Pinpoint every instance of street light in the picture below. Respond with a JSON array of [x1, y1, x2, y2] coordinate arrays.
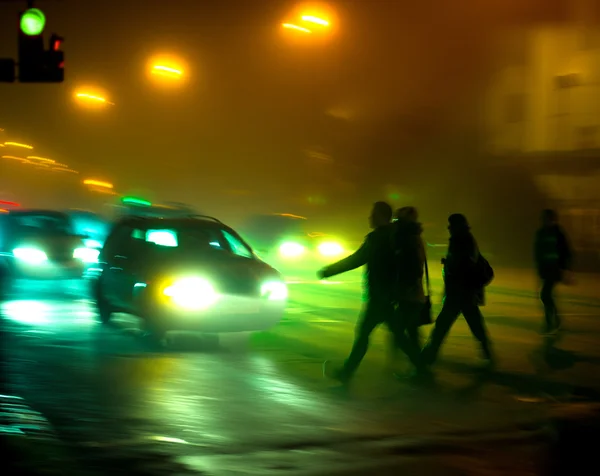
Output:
[[282, 3, 337, 38], [27, 156, 55, 164], [75, 92, 114, 106], [147, 55, 187, 85], [4, 142, 33, 149], [301, 15, 329, 26], [282, 23, 312, 34], [83, 179, 113, 189], [151, 65, 183, 78]]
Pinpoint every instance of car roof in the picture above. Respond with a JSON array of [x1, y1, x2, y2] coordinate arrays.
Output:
[[117, 215, 228, 229]]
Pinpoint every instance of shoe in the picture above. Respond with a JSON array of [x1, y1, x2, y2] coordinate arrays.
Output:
[[331, 367, 351, 384], [323, 360, 351, 384]]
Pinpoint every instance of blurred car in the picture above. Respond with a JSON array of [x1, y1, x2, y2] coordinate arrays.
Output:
[[0, 209, 100, 284], [91, 215, 287, 342], [65, 209, 110, 250], [239, 213, 349, 276]]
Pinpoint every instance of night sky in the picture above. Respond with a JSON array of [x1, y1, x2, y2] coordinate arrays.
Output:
[[0, 0, 567, 217]]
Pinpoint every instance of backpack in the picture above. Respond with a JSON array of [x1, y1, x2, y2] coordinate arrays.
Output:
[[472, 253, 494, 288]]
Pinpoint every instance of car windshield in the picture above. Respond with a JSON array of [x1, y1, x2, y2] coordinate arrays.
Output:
[[10, 212, 73, 235], [140, 222, 253, 258]]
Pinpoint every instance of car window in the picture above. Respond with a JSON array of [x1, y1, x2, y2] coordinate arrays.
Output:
[[136, 225, 226, 252], [146, 229, 178, 247], [10, 213, 72, 235], [221, 230, 253, 258]]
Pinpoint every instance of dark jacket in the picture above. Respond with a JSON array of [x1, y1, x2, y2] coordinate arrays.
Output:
[[443, 229, 482, 300], [321, 224, 396, 302], [393, 219, 426, 302], [534, 225, 572, 281]]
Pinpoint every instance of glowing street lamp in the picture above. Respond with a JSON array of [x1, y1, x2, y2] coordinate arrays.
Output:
[[301, 15, 329, 26], [83, 179, 114, 189], [4, 142, 33, 149], [75, 92, 114, 106], [151, 64, 183, 79], [282, 23, 312, 34], [27, 156, 55, 164]]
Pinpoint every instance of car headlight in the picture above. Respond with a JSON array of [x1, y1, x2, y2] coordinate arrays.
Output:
[[163, 277, 218, 310], [83, 239, 103, 249], [317, 241, 344, 257], [261, 281, 288, 300], [279, 241, 305, 258], [73, 247, 100, 263], [13, 247, 48, 264]]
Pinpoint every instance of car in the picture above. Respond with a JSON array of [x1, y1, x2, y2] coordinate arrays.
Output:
[[91, 215, 288, 342], [239, 213, 348, 276], [65, 209, 110, 249], [0, 209, 99, 286]]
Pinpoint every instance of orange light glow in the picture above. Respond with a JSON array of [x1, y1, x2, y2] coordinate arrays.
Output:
[[4, 142, 33, 149], [2, 155, 27, 161], [83, 179, 113, 189], [0, 209, 8, 213], [75, 92, 114, 106], [282, 23, 312, 33], [301, 15, 329, 26], [27, 156, 55, 163], [152, 65, 183, 77]]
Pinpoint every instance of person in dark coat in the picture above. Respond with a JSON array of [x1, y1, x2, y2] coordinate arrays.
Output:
[[534, 209, 572, 334], [318, 201, 421, 383], [391, 206, 425, 353], [421, 213, 494, 366]]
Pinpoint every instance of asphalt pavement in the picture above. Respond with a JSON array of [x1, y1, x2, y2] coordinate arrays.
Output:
[[2, 267, 600, 475]]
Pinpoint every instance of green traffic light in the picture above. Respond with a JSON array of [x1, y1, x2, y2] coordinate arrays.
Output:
[[122, 197, 152, 207], [20, 8, 46, 36]]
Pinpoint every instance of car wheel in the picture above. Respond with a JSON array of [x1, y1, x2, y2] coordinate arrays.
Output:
[[94, 278, 112, 324]]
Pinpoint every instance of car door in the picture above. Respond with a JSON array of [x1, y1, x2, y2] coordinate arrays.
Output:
[[113, 226, 149, 311], [100, 223, 136, 306]]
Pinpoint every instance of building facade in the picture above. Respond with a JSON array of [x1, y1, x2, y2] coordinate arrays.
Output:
[[484, 1, 600, 269]]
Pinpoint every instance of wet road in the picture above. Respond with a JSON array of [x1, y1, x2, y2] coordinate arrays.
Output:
[[2, 268, 600, 474]]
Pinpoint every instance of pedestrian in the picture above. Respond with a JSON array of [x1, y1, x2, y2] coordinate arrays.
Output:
[[421, 213, 495, 367], [389, 207, 426, 361], [534, 209, 573, 334], [318, 201, 421, 384]]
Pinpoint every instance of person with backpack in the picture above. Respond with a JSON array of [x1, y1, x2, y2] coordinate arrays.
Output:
[[421, 213, 495, 367], [318, 201, 422, 384], [534, 209, 573, 334]]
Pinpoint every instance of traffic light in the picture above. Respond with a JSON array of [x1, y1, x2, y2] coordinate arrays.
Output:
[[44, 34, 65, 82], [20, 8, 46, 36], [17, 8, 64, 83]]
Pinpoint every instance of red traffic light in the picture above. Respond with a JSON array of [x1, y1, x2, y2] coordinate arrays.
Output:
[[50, 34, 63, 51]]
